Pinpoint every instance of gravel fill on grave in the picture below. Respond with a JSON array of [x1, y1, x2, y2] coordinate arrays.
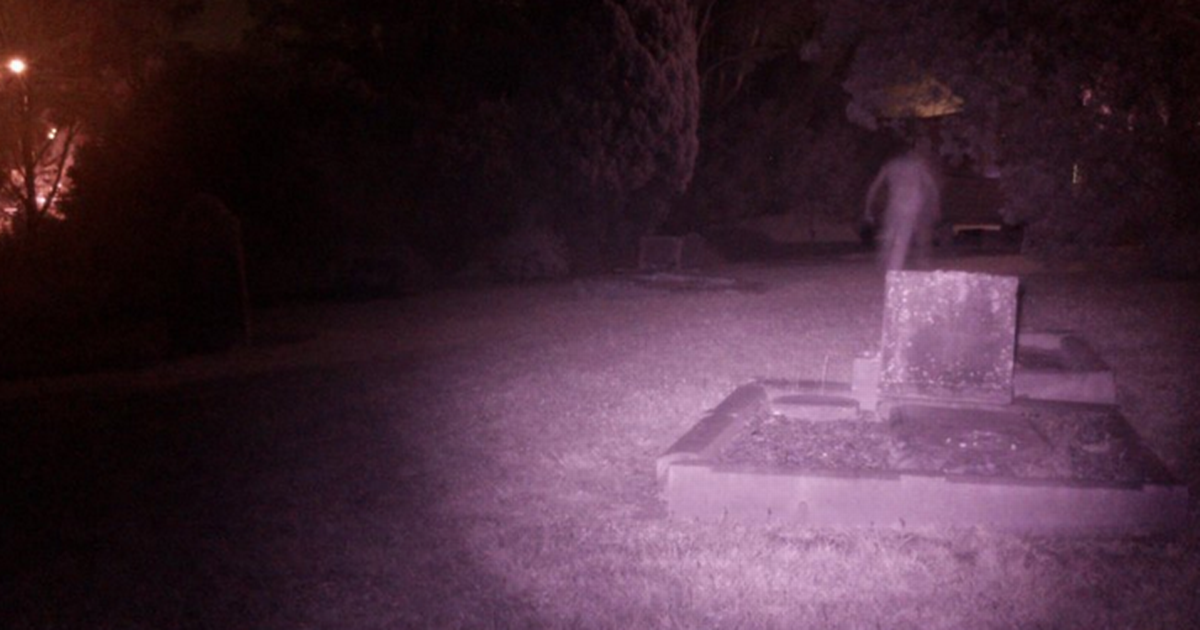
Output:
[[717, 404, 1168, 484]]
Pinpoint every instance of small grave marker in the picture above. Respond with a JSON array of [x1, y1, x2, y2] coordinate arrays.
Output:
[[638, 236, 684, 272], [171, 194, 251, 353]]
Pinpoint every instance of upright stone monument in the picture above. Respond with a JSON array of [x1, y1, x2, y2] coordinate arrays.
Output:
[[170, 194, 251, 354], [638, 236, 684, 272], [879, 270, 1019, 405]]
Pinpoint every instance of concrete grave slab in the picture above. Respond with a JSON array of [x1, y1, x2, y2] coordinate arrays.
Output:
[[663, 460, 1187, 532], [888, 405, 1051, 476], [657, 380, 864, 482], [880, 270, 1019, 405], [658, 382, 1188, 533], [1015, 331, 1117, 405]]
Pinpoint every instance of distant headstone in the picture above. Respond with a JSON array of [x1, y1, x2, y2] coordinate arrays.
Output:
[[880, 270, 1019, 405], [638, 236, 684, 272], [170, 194, 251, 354], [679, 233, 717, 269], [639, 233, 718, 271]]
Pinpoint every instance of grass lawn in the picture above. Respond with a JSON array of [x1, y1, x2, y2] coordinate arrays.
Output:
[[2, 255, 1198, 628]]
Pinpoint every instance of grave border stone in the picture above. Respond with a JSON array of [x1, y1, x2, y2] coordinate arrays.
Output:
[[657, 381, 1189, 532]]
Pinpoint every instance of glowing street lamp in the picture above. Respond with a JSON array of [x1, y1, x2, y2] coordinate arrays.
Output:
[[1, 54, 76, 236], [3, 55, 38, 236]]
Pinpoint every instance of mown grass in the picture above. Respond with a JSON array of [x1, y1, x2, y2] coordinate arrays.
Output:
[[3, 256, 1198, 628]]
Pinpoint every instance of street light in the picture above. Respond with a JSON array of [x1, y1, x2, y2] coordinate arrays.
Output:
[[3, 56, 37, 237], [2, 55, 74, 235]]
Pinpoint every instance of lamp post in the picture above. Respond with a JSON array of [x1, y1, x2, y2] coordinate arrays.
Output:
[[4, 56, 38, 237]]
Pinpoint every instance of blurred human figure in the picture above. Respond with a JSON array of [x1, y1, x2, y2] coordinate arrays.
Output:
[[864, 147, 942, 270]]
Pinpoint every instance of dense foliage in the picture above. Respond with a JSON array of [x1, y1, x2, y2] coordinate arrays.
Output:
[[517, 0, 699, 269], [8, 0, 1200, 300], [830, 0, 1200, 269], [0, 0, 197, 241]]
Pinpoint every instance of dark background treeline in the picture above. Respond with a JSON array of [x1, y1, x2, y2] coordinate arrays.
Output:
[[2, 0, 1199, 374]]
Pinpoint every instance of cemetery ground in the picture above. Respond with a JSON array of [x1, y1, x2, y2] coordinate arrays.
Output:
[[3, 254, 1200, 628]]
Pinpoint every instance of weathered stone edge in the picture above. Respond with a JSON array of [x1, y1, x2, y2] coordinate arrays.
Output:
[[656, 383, 768, 484]]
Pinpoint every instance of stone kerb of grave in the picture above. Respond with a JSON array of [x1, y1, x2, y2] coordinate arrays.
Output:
[[879, 270, 1019, 406]]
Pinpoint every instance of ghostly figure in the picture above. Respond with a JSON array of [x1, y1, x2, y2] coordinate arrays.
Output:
[[864, 149, 942, 270]]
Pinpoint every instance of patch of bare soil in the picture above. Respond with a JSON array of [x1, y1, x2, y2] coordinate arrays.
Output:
[[718, 411, 893, 472]]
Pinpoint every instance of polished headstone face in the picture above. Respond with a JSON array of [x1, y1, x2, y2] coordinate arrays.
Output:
[[880, 270, 1019, 404]]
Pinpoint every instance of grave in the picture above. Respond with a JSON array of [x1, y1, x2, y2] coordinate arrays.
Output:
[[658, 270, 1188, 532], [637, 233, 715, 273], [638, 236, 685, 272], [170, 194, 252, 354]]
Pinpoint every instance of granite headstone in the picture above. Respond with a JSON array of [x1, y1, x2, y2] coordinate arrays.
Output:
[[880, 270, 1019, 405], [170, 194, 251, 354], [638, 236, 684, 272]]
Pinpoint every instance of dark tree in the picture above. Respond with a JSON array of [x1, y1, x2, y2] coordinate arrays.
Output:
[[680, 0, 886, 235], [68, 48, 337, 303], [209, 1, 535, 281], [517, 0, 700, 270], [831, 0, 1200, 268], [218, 1, 700, 276], [0, 0, 212, 374], [0, 0, 203, 241]]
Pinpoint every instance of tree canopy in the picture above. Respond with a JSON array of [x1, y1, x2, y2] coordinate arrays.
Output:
[[515, 0, 699, 268], [830, 0, 1200, 261], [25, 0, 1200, 290], [0, 0, 201, 240]]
